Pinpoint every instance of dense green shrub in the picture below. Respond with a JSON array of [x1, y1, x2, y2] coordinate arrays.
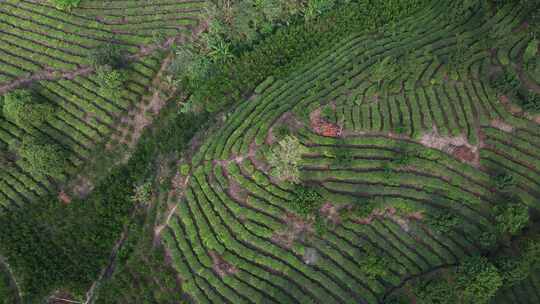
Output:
[[490, 70, 521, 96], [520, 91, 540, 113], [89, 43, 127, 69], [130, 182, 153, 205], [15, 135, 67, 179], [455, 256, 503, 304], [2, 89, 54, 129], [290, 186, 323, 216], [358, 245, 396, 280], [494, 203, 529, 236], [0, 269, 17, 304], [49, 0, 80, 10], [493, 171, 516, 191], [494, 239, 540, 287], [424, 209, 462, 234], [412, 277, 458, 304]]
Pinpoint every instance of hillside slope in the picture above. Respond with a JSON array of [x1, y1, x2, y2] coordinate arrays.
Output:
[[159, 1, 540, 303]]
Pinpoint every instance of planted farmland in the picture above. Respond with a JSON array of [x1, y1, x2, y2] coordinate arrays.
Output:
[[160, 1, 540, 303], [0, 0, 207, 209]]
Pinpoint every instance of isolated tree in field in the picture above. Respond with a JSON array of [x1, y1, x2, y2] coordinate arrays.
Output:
[[455, 256, 503, 304], [267, 135, 306, 183], [170, 44, 211, 83], [494, 202, 529, 236], [15, 135, 67, 179], [96, 66, 126, 101], [2, 89, 54, 129], [412, 277, 458, 304], [89, 43, 126, 69], [290, 186, 323, 216]]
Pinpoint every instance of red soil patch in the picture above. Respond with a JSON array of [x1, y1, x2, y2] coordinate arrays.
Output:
[[419, 129, 480, 167], [209, 251, 237, 277], [451, 145, 476, 163], [310, 108, 342, 137]]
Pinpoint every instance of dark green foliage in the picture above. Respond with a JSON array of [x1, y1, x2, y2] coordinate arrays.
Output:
[[494, 238, 540, 287], [290, 186, 323, 217], [455, 256, 503, 304], [424, 209, 462, 234], [490, 70, 521, 96], [0, 269, 17, 304], [493, 171, 516, 191], [16, 135, 67, 179], [476, 230, 499, 251], [412, 276, 458, 304], [520, 91, 540, 113], [170, 45, 211, 84], [2, 89, 54, 129], [89, 43, 127, 69], [382, 293, 410, 304]]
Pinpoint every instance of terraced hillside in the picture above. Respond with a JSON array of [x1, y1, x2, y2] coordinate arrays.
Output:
[[0, 0, 206, 209], [160, 1, 540, 303]]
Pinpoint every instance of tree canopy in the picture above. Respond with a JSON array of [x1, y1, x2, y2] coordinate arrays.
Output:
[[2, 90, 54, 129], [16, 135, 67, 179]]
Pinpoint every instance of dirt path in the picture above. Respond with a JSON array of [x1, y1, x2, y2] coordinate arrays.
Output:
[[83, 222, 131, 304], [0, 67, 94, 95], [0, 255, 22, 304]]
